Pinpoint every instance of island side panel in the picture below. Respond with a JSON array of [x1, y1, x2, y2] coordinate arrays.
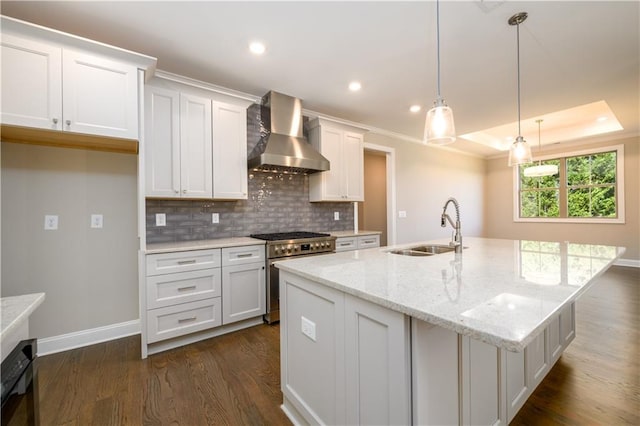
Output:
[[280, 270, 346, 425]]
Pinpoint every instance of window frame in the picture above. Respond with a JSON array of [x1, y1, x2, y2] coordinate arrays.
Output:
[[513, 144, 625, 224]]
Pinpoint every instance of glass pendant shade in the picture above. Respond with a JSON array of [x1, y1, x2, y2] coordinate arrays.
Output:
[[424, 98, 456, 145], [523, 164, 558, 177], [508, 135, 533, 166]]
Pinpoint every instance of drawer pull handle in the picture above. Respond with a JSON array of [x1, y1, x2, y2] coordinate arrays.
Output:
[[236, 253, 253, 258], [339, 242, 351, 246], [363, 240, 374, 244], [177, 260, 197, 265], [177, 285, 197, 292], [178, 316, 197, 323]]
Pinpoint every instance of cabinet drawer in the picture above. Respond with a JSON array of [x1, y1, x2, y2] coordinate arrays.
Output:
[[146, 268, 222, 309], [357, 235, 380, 249], [147, 298, 222, 343], [146, 249, 221, 276], [335, 237, 357, 252], [222, 245, 265, 266]]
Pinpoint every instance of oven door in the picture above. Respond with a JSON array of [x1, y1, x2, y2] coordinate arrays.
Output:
[[1, 339, 39, 426]]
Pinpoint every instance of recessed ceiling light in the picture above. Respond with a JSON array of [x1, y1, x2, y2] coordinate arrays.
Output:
[[249, 41, 266, 55], [348, 81, 362, 92], [409, 105, 421, 113]]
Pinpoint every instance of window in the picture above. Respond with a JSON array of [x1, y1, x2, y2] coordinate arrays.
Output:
[[514, 145, 624, 223]]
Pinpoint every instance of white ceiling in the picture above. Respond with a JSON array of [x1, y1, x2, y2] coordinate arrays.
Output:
[[2, 1, 638, 158]]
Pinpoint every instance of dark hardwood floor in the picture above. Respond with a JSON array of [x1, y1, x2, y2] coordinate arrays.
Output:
[[7, 266, 639, 425]]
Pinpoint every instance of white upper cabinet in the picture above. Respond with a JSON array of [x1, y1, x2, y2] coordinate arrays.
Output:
[[62, 50, 139, 139], [145, 86, 181, 197], [1, 33, 139, 140], [1, 34, 62, 130], [145, 85, 213, 198], [212, 101, 248, 200], [180, 93, 213, 198], [308, 118, 365, 202]]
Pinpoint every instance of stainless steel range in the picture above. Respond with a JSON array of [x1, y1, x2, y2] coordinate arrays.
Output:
[[250, 231, 336, 323]]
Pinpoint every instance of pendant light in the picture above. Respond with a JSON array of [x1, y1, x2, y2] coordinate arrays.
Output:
[[424, 0, 456, 145], [507, 12, 533, 166], [524, 119, 559, 177]]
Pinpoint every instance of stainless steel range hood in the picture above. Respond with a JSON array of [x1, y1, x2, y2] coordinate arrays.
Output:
[[248, 91, 329, 174]]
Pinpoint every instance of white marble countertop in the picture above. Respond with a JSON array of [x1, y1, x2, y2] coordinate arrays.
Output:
[[0, 292, 45, 342], [275, 237, 625, 351], [145, 237, 265, 254], [330, 230, 382, 238]]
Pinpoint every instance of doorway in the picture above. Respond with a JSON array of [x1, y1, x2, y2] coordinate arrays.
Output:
[[357, 143, 396, 246]]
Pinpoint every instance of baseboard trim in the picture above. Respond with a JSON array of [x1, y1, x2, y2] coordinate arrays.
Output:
[[37, 319, 141, 356], [614, 258, 640, 268]]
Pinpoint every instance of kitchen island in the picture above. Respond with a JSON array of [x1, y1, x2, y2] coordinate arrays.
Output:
[[275, 237, 624, 425]]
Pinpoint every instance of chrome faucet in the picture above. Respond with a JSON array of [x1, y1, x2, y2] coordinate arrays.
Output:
[[441, 197, 462, 253]]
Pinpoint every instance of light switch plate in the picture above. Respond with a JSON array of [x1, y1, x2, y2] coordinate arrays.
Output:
[[44, 215, 58, 230], [156, 213, 166, 227], [90, 214, 103, 228], [398, 210, 407, 218], [212, 213, 219, 224], [334, 211, 340, 221], [301, 316, 316, 341]]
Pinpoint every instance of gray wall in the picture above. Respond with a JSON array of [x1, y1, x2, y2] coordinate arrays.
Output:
[[1, 142, 139, 338], [363, 133, 486, 244]]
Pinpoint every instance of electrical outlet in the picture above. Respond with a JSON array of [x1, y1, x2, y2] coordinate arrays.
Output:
[[301, 316, 316, 341], [398, 210, 407, 218], [156, 213, 166, 227], [90, 214, 103, 229], [212, 213, 219, 224], [44, 215, 58, 230], [334, 211, 340, 221]]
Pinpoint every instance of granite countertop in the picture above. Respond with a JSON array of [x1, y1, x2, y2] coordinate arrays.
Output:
[[145, 237, 265, 254], [0, 293, 45, 342], [330, 230, 382, 238], [275, 237, 625, 351]]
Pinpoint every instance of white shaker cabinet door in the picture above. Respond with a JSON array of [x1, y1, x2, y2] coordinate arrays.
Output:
[[62, 49, 138, 139], [145, 86, 181, 197], [179, 93, 213, 198], [221, 261, 265, 324], [212, 101, 248, 200], [343, 131, 364, 201], [1, 34, 62, 130]]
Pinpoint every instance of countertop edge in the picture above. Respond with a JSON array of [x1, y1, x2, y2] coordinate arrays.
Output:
[[145, 237, 266, 254], [0, 292, 46, 341]]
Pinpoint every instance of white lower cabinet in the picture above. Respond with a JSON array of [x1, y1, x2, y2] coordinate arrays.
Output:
[[142, 244, 266, 357], [280, 271, 410, 425], [147, 298, 222, 344], [335, 234, 381, 252], [222, 261, 266, 324]]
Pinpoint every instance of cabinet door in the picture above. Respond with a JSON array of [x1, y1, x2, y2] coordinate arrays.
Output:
[[179, 93, 212, 198], [506, 349, 529, 422], [221, 262, 265, 324], [63, 50, 138, 139], [316, 126, 344, 201], [343, 131, 364, 201], [344, 295, 410, 426], [145, 86, 181, 197], [212, 101, 247, 199], [1, 34, 62, 130]]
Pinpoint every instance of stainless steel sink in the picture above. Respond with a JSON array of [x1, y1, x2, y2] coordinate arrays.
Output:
[[388, 244, 457, 256]]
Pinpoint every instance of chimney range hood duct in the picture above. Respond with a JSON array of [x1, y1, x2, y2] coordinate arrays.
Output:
[[248, 91, 330, 174]]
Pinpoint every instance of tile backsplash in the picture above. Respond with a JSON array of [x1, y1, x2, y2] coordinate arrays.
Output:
[[145, 103, 354, 244], [146, 173, 354, 243]]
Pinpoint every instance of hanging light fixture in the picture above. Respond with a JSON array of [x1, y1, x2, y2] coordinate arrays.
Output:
[[507, 12, 533, 166], [524, 119, 559, 177], [424, 0, 456, 145]]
